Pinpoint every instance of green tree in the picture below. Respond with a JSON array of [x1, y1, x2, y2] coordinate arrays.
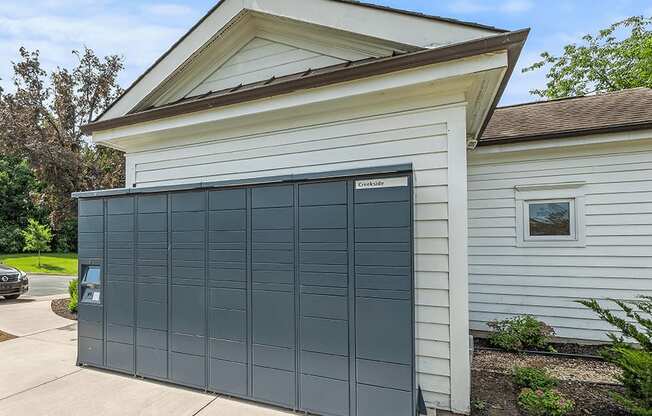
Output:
[[21, 219, 53, 267], [0, 47, 126, 250], [0, 156, 45, 253], [524, 16, 652, 99]]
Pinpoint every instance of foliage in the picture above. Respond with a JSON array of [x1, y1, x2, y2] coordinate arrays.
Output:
[[54, 218, 78, 253], [0, 47, 126, 245], [579, 297, 652, 415], [0, 156, 45, 253], [0, 252, 77, 275], [513, 366, 558, 391], [68, 278, 78, 313], [21, 219, 53, 266], [523, 16, 652, 99], [488, 315, 556, 352], [0, 221, 23, 254], [518, 388, 574, 416]]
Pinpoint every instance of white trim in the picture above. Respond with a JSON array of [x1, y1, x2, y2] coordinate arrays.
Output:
[[515, 182, 587, 248], [93, 52, 508, 145], [446, 105, 471, 414]]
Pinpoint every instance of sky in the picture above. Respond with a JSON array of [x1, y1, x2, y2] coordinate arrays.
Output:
[[0, 0, 650, 106]]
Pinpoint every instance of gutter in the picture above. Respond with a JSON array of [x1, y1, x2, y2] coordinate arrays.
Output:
[[82, 29, 529, 135]]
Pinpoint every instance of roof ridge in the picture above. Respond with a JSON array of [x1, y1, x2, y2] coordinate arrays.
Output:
[[497, 87, 652, 110]]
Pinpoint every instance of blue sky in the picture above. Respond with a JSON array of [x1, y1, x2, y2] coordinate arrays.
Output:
[[0, 0, 650, 105]]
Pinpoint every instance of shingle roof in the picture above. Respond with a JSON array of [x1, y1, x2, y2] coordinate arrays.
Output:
[[479, 88, 652, 145]]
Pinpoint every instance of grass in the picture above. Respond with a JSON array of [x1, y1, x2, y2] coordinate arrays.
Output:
[[0, 253, 78, 276]]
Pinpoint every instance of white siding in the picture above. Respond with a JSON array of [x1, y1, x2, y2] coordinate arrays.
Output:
[[188, 37, 345, 97], [468, 139, 652, 341], [127, 104, 465, 410]]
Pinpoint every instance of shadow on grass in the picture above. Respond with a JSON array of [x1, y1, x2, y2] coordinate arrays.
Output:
[[37, 263, 66, 273]]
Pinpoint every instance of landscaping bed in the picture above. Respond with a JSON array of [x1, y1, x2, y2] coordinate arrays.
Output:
[[51, 298, 77, 321], [474, 337, 606, 358], [0, 330, 16, 342], [471, 350, 628, 416]]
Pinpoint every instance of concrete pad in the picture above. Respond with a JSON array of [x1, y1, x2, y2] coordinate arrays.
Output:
[[199, 396, 295, 416], [0, 296, 73, 336], [0, 369, 217, 416], [0, 335, 78, 399], [25, 323, 77, 346]]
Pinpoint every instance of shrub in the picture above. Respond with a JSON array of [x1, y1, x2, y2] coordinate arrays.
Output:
[[488, 315, 555, 351], [579, 297, 652, 415], [68, 279, 78, 313], [518, 388, 574, 416], [513, 366, 558, 390]]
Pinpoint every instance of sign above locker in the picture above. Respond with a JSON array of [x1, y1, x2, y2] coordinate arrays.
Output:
[[355, 177, 408, 190]]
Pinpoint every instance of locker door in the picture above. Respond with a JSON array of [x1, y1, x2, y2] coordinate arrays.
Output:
[[105, 196, 135, 374], [354, 178, 414, 416], [251, 185, 296, 408], [298, 181, 350, 416], [207, 188, 249, 396], [136, 194, 169, 379], [169, 191, 207, 388]]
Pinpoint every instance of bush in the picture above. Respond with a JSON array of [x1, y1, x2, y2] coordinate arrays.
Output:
[[579, 297, 652, 415], [68, 279, 78, 313], [518, 388, 574, 416], [514, 366, 558, 390], [488, 315, 555, 351]]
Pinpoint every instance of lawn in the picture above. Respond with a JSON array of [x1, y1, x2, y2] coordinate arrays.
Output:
[[0, 253, 78, 276]]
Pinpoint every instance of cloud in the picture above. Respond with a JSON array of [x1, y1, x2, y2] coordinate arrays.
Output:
[[0, 1, 203, 91], [143, 3, 194, 17], [449, 0, 534, 14]]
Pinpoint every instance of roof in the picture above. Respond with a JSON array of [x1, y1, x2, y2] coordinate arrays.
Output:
[[83, 29, 529, 134], [480, 88, 652, 145], [94, 0, 507, 124]]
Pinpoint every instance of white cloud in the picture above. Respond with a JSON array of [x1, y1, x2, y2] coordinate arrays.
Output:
[[0, 1, 202, 91], [449, 0, 534, 14], [143, 4, 194, 17]]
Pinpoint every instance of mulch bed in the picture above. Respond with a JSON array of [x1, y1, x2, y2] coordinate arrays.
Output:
[[0, 330, 16, 342], [51, 298, 77, 321], [472, 350, 629, 416], [474, 337, 607, 357]]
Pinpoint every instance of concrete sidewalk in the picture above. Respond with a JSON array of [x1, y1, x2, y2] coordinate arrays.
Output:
[[0, 297, 294, 416]]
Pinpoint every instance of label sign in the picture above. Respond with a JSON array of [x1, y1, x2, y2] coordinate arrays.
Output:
[[355, 177, 408, 190]]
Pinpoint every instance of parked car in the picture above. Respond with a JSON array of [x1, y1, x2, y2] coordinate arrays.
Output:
[[0, 265, 28, 300]]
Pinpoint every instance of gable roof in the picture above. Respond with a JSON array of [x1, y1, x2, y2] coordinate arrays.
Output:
[[94, 0, 510, 124], [83, 29, 529, 134], [479, 88, 652, 145]]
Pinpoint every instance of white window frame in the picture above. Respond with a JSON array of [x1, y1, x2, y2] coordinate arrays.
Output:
[[515, 182, 586, 248]]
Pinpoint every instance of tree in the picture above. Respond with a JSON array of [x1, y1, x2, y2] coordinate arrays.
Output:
[[0, 47, 126, 248], [22, 219, 53, 267], [524, 16, 652, 99], [0, 156, 45, 253]]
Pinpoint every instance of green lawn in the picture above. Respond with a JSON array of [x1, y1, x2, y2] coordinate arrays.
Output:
[[0, 253, 78, 276]]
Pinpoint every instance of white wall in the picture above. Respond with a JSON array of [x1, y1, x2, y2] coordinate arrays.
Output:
[[468, 135, 652, 341], [124, 99, 470, 412]]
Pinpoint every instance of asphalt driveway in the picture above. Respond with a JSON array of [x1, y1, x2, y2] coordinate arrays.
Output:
[[26, 274, 75, 297], [0, 295, 294, 416]]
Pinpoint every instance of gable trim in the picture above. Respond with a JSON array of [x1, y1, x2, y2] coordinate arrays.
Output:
[[83, 29, 528, 134], [94, 0, 508, 124]]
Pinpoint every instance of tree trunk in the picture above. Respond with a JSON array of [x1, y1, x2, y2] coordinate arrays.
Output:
[[38, 250, 41, 268]]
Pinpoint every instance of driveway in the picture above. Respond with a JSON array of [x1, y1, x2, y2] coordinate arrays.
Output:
[[0, 296, 294, 416], [26, 274, 75, 297]]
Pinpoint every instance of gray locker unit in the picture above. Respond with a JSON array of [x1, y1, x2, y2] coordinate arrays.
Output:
[[76, 167, 415, 416]]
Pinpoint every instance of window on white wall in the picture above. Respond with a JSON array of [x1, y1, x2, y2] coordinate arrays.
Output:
[[515, 183, 586, 247]]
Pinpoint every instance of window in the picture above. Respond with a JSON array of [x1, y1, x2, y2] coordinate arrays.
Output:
[[515, 183, 586, 247]]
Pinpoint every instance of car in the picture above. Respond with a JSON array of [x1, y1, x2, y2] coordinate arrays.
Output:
[[0, 265, 29, 300]]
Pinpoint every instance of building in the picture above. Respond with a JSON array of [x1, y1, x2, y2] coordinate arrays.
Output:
[[468, 88, 652, 341], [74, 1, 528, 415]]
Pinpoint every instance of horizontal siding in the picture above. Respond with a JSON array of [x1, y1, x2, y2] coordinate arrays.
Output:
[[468, 142, 652, 341], [188, 37, 344, 97], [129, 105, 456, 409]]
